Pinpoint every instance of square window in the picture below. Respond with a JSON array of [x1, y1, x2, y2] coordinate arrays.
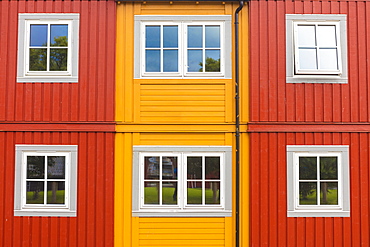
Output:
[[287, 145, 350, 217], [14, 145, 78, 217], [17, 14, 79, 83], [286, 14, 347, 83], [134, 16, 232, 79], [132, 146, 232, 217]]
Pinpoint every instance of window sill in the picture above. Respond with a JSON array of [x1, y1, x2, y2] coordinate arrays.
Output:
[[14, 209, 76, 217], [286, 76, 348, 84], [17, 76, 78, 83], [288, 210, 350, 217], [133, 210, 232, 217]]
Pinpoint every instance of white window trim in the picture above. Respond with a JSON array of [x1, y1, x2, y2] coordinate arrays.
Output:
[[17, 13, 79, 83], [14, 145, 78, 217], [286, 14, 348, 83], [134, 15, 232, 79], [287, 145, 350, 217], [132, 146, 232, 217]]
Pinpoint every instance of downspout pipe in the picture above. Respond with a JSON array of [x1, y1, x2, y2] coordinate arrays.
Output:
[[234, 1, 244, 246]]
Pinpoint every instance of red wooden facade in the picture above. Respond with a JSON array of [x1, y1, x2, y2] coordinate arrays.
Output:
[[0, 0, 116, 246], [249, 0, 370, 246]]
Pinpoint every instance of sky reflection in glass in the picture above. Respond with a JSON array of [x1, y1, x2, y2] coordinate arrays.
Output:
[[188, 50, 202, 72], [163, 26, 178, 48], [188, 26, 202, 48], [50, 24, 68, 46], [146, 50, 160, 72], [163, 50, 178, 72], [30, 25, 48, 47], [205, 26, 220, 48], [146, 26, 160, 48]]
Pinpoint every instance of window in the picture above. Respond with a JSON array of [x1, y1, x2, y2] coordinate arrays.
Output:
[[287, 145, 350, 217], [132, 146, 232, 217], [17, 14, 79, 83], [286, 14, 347, 83], [134, 16, 232, 78], [14, 145, 78, 217]]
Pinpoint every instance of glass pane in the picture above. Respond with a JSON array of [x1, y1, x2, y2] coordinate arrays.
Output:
[[320, 157, 338, 180], [27, 156, 45, 179], [50, 48, 68, 71], [145, 26, 160, 48], [320, 182, 338, 205], [47, 156, 65, 179], [47, 181, 65, 204], [205, 50, 220, 72], [163, 50, 178, 72], [298, 48, 317, 70], [30, 24, 47, 47], [187, 50, 202, 72], [145, 156, 159, 179], [162, 182, 177, 205], [187, 181, 202, 204], [50, 24, 68, 47], [188, 26, 203, 48], [205, 25, 220, 48], [299, 182, 317, 205], [319, 49, 338, 70], [187, 156, 202, 179], [297, 25, 316, 47], [299, 157, 317, 180], [205, 182, 220, 204], [163, 26, 178, 48], [144, 181, 159, 204], [145, 50, 160, 72], [26, 181, 44, 204], [317, 25, 337, 47], [29, 48, 47, 71], [205, 156, 220, 179], [162, 157, 177, 180]]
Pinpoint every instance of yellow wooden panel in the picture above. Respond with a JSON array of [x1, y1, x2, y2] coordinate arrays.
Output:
[[139, 217, 225, 223], [139, 239, 225, 246], [139, 229, 225, 234], [140, 234, 225, 240]]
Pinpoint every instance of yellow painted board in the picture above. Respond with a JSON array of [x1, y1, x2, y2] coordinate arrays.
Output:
[[139, 239, 225, 246], [139, 229, 225, 234], [138, 222, 225, 229], [141, 101, 225, 106], [138, 217, 225, 223], [140, 96, 226, 101], [139, 234, 225, 240]]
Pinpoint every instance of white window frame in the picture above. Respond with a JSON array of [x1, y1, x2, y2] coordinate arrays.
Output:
[[132, 146, 232, 217], [287, 145, 350, 217], [286, 14, 348, 83], [14, 145, 78, 217], [17, 14, 79, 83], [134, 15, 232, 79]]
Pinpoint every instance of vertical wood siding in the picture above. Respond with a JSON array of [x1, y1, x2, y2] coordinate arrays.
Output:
[[0, 131, 114, 247], [249, 0, 370, 123], [0, 0, 115, 122], [249, 132, 370, 247]]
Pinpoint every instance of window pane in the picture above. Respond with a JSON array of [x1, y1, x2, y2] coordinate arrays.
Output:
[[320, 182, 338, 205], [163, 26, 178, 48], [299, 157, 317, 180], [187, 181, 202, 204], [162, 157, 177, 180], [144, 181, 159, 204], [26, 181, 44, 204], [205, 182, 220, 204], [30, 24, 47, 47], [298, 48, 317, 70], [47, 156, 65, 179], [319, 49, 338, 70], [187, 156, 202, 179], [297, 25, 316, 47], [145, 156, 159, 179], [47, 181, 65, 204], [187, 50, 202, 72], [163, 50, 178, 72], [320, 157, 338, 180], [162, 182, 177, 205], [188, 26, 203, 48], [27, 156, 45, 179], [205, 50, 220, 72], [29, 48, 47, 71], [50, 24, 68, 47], [299, 182, 317, 205], [317, 25, 337, 47], [205, 157, 220, 179], [145, 26, 160, 48], [145, 50, 160, 72], [50, 48, 68, 71], [205, 25, 220, 48]]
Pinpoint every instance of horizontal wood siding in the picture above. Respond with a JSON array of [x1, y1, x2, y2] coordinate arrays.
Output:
[[137, 218, 228, 247], [0, 0, 115, 122], [250, 132, 369, 247], [0, 131, 114, 247], [249, 0, 370, 123]]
